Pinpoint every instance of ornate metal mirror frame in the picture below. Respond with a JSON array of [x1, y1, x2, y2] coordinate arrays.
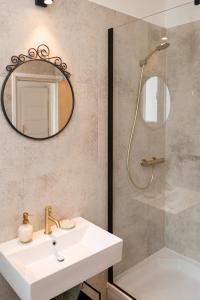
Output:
[[1, 44, 75, 140]]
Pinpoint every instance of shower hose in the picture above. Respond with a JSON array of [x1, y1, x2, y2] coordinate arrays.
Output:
[[126, 64, 155, 190]]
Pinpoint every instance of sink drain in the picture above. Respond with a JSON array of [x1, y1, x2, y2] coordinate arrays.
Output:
[[51, 237, 65, 263]]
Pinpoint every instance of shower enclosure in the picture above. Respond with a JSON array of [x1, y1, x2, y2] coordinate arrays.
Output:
[[108, 2, 200, 300]]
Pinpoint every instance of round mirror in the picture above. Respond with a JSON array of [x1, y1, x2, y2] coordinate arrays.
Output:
[[1, 60, 74, 140], [140, 76, 170, 129]]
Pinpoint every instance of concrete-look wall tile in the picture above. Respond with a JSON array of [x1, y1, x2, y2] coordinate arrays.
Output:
[[0, 0, 132, 299], [165, 20, 200, 262]]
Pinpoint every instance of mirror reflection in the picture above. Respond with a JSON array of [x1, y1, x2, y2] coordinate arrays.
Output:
[[2, 60, 74, 139], [141, 76, 170, 128]]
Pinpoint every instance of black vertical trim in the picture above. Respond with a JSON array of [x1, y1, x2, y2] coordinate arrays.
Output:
[[107, 28, 137, 300], [108, 28, 114, 284], [108, 28, 113, 235]]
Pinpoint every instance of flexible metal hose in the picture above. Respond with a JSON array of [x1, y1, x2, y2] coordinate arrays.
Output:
[[126, 64, 155, 190]]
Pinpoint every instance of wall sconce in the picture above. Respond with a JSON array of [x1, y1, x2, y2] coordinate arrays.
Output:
[[35, 0, 54, 7]]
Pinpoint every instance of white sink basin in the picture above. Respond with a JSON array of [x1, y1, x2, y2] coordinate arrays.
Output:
[[0, 217, 122, 300]]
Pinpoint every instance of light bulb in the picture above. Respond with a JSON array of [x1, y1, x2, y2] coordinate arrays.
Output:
[[44, 0, 53, 4], [161, 36, 168, 41]]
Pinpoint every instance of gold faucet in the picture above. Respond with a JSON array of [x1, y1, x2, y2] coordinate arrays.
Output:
[[44, 206, 60, 235]]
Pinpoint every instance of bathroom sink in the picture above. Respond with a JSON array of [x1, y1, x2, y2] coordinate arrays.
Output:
[[0, 217, 122, 300]]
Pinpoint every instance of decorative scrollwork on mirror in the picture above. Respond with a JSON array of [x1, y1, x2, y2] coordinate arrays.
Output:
[[1, 44, 74, 140], [6, 44, 71, 78]]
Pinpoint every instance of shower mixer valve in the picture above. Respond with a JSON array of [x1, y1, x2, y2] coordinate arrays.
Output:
[[140, 157, 165, 167]]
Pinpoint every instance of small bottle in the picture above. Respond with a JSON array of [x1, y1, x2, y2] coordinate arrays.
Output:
[[18, 212, 33, 243]]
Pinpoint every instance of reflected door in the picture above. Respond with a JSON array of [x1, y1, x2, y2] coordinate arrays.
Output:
[[16, 81, 55, 138]]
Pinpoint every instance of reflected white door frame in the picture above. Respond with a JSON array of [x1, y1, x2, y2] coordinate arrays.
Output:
[[11, 73, 62, 136]]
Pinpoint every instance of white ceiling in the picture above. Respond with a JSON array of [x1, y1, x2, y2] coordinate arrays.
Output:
[[89, 0, 200, 28], [89, 0, 165, 19]]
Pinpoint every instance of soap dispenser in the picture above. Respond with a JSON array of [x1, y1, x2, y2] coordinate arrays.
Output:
[[18, 212, 33, 243]]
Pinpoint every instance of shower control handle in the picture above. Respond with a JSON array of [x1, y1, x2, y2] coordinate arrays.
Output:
[[141, 157, 165, 167]]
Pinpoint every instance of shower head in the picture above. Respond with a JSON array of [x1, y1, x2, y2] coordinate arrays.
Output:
[[140, 42, 170, 67], [156, 42, 170, 51]]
